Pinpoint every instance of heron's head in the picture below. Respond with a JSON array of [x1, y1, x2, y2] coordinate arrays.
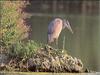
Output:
[[63, 19, 73, 34]]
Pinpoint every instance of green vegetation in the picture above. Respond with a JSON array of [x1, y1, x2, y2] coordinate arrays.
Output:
[[0, 1, 41, 60], [0, 1, 29, 53], [0, 1, 41, 72], [8, 40, 40, 59]]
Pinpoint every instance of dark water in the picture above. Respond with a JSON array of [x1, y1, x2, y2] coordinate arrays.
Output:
[[28, 13, 100, 71]]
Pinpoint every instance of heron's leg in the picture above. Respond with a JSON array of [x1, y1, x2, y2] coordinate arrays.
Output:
[[55, 39, 58, 49]]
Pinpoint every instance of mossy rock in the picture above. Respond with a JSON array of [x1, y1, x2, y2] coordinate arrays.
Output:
[[28, 45, 84, 73]]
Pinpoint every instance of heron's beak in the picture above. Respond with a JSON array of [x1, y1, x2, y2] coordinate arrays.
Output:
[[64, 20, 73, 34], [63, 19, 74, 34], [65, 22, 73, 34], [67, 24, 73, 34]]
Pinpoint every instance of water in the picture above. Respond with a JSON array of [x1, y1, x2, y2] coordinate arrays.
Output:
[[28, 13, 100, 71]]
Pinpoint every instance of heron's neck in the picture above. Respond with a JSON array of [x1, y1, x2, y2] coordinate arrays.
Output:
[[63, 22, 66, 29], [62, 19, 66, 29], [62, 25, 65, 29]]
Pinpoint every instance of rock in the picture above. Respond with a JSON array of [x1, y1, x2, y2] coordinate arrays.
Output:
[[0, 54, 9, 70], [0, 54, 8, 64], [28, 45, 84, 72]]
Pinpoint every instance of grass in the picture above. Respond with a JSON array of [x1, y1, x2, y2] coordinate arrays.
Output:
[[8, 40, 40, 59]]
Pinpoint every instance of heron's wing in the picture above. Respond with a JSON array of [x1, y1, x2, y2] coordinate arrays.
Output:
[[48, 20, 55, 34], [47, 18, 62, 43], [48, 19, 62, 34]]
